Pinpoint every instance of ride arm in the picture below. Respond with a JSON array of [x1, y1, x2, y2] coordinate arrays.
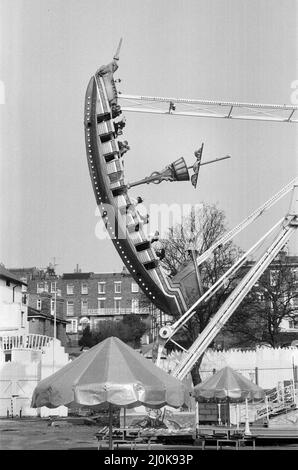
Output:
[[172, 214, 298, 380], [196, 178, 297, 268], [157, 217, 284, 347]]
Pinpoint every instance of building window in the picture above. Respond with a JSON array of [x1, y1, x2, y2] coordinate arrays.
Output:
[[131, 282, 139, 293], [114, 281, 121, 294], [81, 300, 88, 315], [81, 283, 88, 294], [51, 300, 55, 315], [98, 298, 105, 311], [21, 312, 24, 328], [98, 282, 106, 294], [270, 270, 279, 287], [256, 292, 265, 302], [67, 284, 74, 295], [131, 298, 139, 313], [4, 352, 12, 362], [21, 278, 27, 293], [289, 316, 298, 329], [37, 299, 41, 310], [66, 318, 78, 333], [51, 282, 56, 293], [37, 283, 44, 293], [43, 283, 49, 293], [67, 300, 74, 316], [79, 317, 89, 332], [114, 298, 121, 313]]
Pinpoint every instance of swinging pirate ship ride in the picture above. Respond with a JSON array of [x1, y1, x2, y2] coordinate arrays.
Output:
[[84, 39, 231, 320]]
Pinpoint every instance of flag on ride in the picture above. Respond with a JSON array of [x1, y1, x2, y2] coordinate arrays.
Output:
[[191, 143, 204, 188]]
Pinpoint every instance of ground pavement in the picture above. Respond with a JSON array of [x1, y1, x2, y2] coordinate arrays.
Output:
[[1, 418, 298, 451]]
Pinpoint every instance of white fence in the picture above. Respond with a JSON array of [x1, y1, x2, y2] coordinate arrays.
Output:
[[0, 334, 52, 351], [163, 347, 298, 389]]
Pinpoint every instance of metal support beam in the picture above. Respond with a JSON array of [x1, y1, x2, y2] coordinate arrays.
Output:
[[118, 94, 298, 123]]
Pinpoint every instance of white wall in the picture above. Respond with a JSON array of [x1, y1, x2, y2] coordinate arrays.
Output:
[[0, 278, 23, 303], [0, 360, 40, 417], [0, 339, 70, 417], [0, 278, 28, 335]]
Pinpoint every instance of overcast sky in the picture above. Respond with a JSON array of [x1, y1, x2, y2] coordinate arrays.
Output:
[[0, 0, 297, 274]]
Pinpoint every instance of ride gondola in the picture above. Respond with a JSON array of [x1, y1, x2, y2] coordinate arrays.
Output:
[[84, 41, 201, 317]]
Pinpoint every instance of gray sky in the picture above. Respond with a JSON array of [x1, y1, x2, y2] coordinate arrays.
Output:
[[0, 0, 297, 274]]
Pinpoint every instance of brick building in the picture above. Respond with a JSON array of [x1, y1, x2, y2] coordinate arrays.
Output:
[[9, 265, 170, 346], [267, 253, 298, 333], [248, 252, 298, 334], [60, 267, 153, 333], [27, 294, 67, 347], [215, 251, 298, 349]]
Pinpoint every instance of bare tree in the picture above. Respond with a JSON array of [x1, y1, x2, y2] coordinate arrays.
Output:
[[223, 251, 298, 348], [159, 203, 243, 385]]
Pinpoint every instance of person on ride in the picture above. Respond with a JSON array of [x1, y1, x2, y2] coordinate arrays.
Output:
[[127, 196, 149, 226]]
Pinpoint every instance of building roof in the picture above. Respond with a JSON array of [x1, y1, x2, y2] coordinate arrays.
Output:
[[62, 272, 93, 280], [28, 306, 68, 324], [0, 265, 27, 286], [62, 270, 132, 280]]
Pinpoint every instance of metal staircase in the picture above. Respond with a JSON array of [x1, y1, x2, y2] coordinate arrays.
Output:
[[255, 384, 297, 421]]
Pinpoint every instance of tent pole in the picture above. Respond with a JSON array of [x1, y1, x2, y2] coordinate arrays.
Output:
[[124, 407, 126, 429], [195, 401, 199, 437], [109, 403, 113, 450], [236, 403, 240, 430], [218, 403, 222, 425], [226, 397, 230, 427], [244, 398, 252, 435]]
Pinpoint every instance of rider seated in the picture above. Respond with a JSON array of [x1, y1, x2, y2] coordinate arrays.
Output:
[[111, 104, 122, 119], [150, 230, 160, 243], [155, 248, 165, 260], [127, 196, 150, 225], [118, 140, 130, 157], [150, 232, 165, 260], [114, 119, 126, 136]]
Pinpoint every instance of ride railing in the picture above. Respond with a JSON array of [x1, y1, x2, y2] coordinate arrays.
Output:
[[255, 384, 297, 421], [87, 307, 151, 316], [0, 334, 52, 351]]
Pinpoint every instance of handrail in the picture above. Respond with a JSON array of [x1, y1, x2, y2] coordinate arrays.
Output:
[[255, 384, 297, 420], [0, 334, 53, 351]]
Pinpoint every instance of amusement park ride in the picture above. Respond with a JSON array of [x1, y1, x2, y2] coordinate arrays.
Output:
[[84, 39, 298, 381]]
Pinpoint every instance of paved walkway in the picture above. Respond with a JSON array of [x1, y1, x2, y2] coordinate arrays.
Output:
[[1, 419, 298, 450]]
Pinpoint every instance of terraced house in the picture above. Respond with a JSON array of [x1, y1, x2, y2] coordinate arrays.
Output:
[[9, 265, 168, 346]]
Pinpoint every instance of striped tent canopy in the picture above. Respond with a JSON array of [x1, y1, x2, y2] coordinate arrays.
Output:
[[31, 336, 190, 410], [193, 366, 265, 401]]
